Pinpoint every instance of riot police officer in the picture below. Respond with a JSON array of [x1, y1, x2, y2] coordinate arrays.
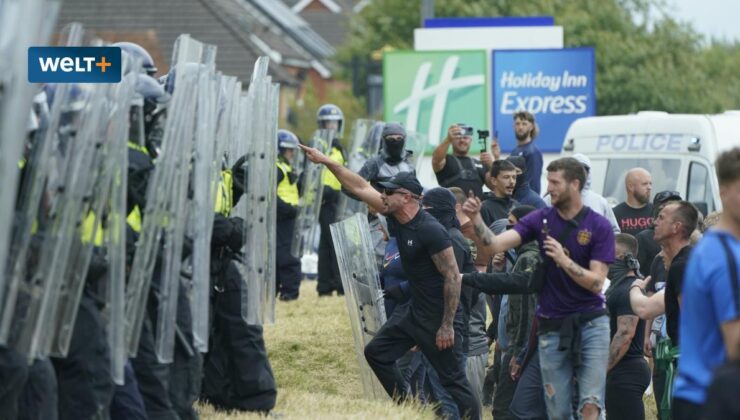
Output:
[[275, 129, 302, 301], [316, 104, 346, 296], [357, 122, 416, 185], [201, 159, 277, 412]]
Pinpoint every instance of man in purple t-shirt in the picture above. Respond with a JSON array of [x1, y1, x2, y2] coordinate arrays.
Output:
[[462, 157, 615, 420]]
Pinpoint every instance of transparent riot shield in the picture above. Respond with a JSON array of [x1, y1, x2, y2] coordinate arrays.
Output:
[[335, 119, 382, 221], [241, 57, 279, 325], [125, 35, 216, 361], [290, 128, 335, 259], [46, 72, 135, 358], [330, 213, 388, 399], [187, 68, 223, 353], [0, 0, 60, 334], [155, 36, 218, 363], [0, 23, 97, 360], [404, 130, 429, 172], [100, 69, 137, 384]]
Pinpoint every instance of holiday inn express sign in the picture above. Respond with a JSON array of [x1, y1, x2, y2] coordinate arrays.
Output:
[[383, 48, 595, 153], [383, 50, 488, 151]]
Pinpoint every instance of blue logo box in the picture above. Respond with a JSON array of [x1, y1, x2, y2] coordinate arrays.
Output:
[[28, 46, 121, 83]]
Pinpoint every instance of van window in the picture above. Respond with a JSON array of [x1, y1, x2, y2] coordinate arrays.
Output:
[[687, 161, 715, 214], [601, 158, 681, 205]]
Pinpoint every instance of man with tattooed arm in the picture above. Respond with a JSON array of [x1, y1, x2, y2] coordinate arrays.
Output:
[[299, 144, 480, 420], [461, 157, 614, 420]]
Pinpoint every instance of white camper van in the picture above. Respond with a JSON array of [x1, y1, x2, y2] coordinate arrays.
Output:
[[561, 111, 740, 215]]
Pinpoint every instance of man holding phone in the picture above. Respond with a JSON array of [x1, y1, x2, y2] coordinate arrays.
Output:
[[433, 124, 496, 199]]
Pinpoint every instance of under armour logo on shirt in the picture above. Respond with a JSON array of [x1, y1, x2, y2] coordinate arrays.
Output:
[[407, 240, 413, 246]]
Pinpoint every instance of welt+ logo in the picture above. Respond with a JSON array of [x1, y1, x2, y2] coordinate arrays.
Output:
[[28, 46, 121, 83]]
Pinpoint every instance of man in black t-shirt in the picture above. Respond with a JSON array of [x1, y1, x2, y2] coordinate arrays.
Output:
[[432, 124, 493, 199], [299, 145, 480, 420], [613, 168, 654, 237], [629, 201, 697, 347], [605, 234, 651, 419], [635, 190, 682, 274]]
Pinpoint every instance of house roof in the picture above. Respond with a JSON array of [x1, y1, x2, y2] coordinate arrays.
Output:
[[245, 0, 335, 60], [280, 0, 366, 49], [55, 0, 311, 85]]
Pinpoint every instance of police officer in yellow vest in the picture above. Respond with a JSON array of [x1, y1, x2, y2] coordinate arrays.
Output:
[[315, 104, 347, 296], [275, 130, 302, 301]]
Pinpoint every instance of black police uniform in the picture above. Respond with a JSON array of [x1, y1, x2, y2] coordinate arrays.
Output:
[[275, 158, 301, 300], [317, 140, 346, 296], [201, 166, 277, 412]]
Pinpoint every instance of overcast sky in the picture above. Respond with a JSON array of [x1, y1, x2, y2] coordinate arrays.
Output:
[[667, 0, 740, 42]]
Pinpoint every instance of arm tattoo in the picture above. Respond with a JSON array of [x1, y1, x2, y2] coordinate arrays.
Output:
[[564, 260, 603, 293], [473, 217, 495, 247], [431, 248, 461, 328], [608, 315, 638, 370]]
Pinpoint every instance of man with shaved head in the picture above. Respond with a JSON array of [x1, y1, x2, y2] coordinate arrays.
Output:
[[613, 168, 654, 237]]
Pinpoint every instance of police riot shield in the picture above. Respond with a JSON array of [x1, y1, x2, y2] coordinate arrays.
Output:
[[335, 119, 382, 221], [290, 128, 335, 259], [187, 68, 225, 353], [47, 64, 137, 358], [241, 57, 279, 325], [125, 35, 215, 360], [0, 23, 99, 360], [0, 0, 60, 328], [99, 69, 137, 384], [330, 213, 388, 399], [403, 130, 429, 172], [153, 35, 218, 363]]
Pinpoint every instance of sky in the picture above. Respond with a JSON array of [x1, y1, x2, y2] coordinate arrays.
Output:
[[667, 0, 740, 42]]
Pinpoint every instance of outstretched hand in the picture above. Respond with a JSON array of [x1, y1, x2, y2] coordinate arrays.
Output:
[[461, 190, 482, 218], [298, 143, 330, 165]]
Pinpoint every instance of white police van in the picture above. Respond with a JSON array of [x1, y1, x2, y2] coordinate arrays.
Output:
[[561, 111, 740, 214]]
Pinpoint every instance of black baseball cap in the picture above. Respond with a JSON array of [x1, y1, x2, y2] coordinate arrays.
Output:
[[653, 190, 682, 206], [377, 172, 424, 196]]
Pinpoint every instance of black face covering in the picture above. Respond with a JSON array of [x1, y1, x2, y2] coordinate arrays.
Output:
[[383, 138, 405, 163], [606, 253, 641, 298], [422, 188, 460, 230]]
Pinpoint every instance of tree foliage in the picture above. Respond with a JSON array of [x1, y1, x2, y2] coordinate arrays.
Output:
[[283, 82, 366, 149], [338, 0, 740, 115]]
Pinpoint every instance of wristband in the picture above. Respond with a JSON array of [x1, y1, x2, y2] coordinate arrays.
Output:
[[630, 284, 645, 293]]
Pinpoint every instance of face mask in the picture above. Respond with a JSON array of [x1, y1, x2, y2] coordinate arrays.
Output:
[[384, 139, 405, 162], [606, 253, 641, 297]]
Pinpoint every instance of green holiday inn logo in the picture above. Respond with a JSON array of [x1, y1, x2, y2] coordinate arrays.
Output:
[[383, 50, 488, 152]]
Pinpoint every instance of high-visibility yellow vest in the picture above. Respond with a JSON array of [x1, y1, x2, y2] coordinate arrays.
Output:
[[214, 170, 233, 216], [127, 140, 149, 155], [322, 146, 345, 191], [81, 211, 105, 246], [276, 161, 299, 205], [127, 206, 142, 233]]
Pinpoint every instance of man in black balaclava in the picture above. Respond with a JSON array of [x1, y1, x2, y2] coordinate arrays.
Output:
[[356, 122, 416, 187]]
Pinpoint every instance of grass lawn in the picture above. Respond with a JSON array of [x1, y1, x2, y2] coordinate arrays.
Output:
[[198, 281, 660, 419]]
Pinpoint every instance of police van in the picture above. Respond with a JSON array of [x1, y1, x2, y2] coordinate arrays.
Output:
[[561, 111, 740, 214]]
